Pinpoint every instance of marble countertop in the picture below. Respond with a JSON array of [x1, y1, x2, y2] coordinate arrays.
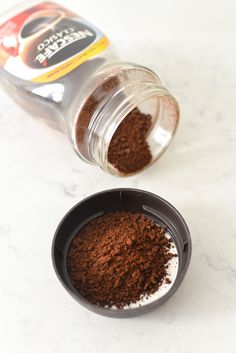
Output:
[[0, 1, 236, 352]]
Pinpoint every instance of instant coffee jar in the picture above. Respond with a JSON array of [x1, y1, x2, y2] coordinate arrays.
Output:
[[0, 1, 179, 176]]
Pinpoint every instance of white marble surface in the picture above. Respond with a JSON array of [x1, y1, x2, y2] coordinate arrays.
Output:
[[1, 1, 236, 352]]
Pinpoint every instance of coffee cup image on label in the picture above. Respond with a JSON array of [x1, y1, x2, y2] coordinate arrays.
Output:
[[18, 10, 97, 68]]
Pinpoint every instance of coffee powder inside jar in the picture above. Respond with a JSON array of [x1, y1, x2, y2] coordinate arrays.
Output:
[[67, 211, 177, 308], [107, 108, 152, 174], [76, 77, 153, 175]]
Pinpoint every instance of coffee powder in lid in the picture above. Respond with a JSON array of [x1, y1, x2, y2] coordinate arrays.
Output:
[[52, 188, 191, 317]]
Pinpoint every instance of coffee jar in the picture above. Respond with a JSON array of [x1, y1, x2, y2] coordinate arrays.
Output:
[[0, 0, 180, 176]]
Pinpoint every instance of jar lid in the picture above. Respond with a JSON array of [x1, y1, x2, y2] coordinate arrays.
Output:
[[52, 188, 191, 317]]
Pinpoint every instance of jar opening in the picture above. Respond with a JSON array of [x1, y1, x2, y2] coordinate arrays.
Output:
[[72, 63, 179, 176]]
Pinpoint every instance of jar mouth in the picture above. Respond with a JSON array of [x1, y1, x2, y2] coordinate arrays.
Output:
[[98, 82, 180, 177], [71, 62, 180, 176]]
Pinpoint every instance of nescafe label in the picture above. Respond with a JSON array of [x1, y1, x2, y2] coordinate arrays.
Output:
[[0, 2, 109, 82]]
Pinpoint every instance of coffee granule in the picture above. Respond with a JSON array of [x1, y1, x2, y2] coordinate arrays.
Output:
[[107, 108, 152, 174], [76, 76, 153, 174], [67, 211, 177, 308]]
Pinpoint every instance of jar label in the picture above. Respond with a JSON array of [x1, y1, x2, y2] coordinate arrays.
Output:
[[0, 2, 109, 82]]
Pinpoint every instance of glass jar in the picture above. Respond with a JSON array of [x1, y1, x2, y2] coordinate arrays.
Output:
[[0, 0, 179, 176]]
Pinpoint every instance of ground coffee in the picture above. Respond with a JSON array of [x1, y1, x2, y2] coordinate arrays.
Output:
[[67, 211, 177, 308], [76, 77, 153, 175], [107, 108, 152, 173]]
